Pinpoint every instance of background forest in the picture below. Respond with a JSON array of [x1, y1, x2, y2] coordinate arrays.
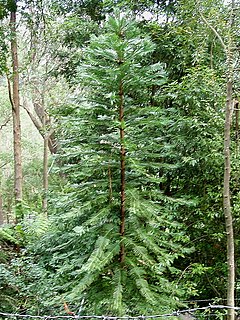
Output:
[[0, 0, 240, 318]]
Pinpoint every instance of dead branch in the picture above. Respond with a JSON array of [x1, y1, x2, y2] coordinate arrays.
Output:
[[0, 116, 11, 131]]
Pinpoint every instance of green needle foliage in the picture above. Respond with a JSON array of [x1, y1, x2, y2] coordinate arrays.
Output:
[[35, 12, 192, 316]]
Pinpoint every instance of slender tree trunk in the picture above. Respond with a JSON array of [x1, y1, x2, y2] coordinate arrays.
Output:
[[47, 131, 58, 154], [196, 3, 236, 317], [0, 192, 4, 225], [235, 102, 239, 144], [224, 79, 235, 320], [6, 197, 12, 224], [119, 79, 126, 264], [224, 3, 235, 319], [40, 94, 49, 215], [43, 132, 48, 215], [10, 8, 23, 222], [0, 130, 4, 225], [23, 101, 57, 154]]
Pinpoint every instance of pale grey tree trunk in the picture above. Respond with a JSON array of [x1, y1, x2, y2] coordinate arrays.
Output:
[[224, 79, 235, 320], [196, 2, 236, 318], [42, 113, 49, 215], [10, 7, 23, 223], [0, 192, 4, 225]]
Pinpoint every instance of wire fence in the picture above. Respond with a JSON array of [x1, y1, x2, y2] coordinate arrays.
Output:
[[0, 305, 240, 320]]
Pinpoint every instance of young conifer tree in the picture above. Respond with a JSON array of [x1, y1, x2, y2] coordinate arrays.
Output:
[[42, 12, 191, 316]]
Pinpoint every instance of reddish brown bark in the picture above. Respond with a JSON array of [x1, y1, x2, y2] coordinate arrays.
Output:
[[119, 79, 126, 264]]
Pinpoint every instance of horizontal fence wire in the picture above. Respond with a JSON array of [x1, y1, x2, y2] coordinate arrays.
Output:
[[0, 305, 240, 320]]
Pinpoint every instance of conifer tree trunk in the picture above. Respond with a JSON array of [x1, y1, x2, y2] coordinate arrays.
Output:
[[10, 6, 23, 221], [119, 79, 126, 264]]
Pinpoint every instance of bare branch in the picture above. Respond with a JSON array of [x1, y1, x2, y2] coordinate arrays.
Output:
[[6, 75, 15, 111], [21, 102, 44, 138], [0, 162, 8, 169], [0, 116, 11, 131], [195, 0, 227, 54]]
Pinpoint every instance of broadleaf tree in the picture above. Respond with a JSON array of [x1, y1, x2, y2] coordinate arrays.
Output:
[[193, 1, 240, 318]]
